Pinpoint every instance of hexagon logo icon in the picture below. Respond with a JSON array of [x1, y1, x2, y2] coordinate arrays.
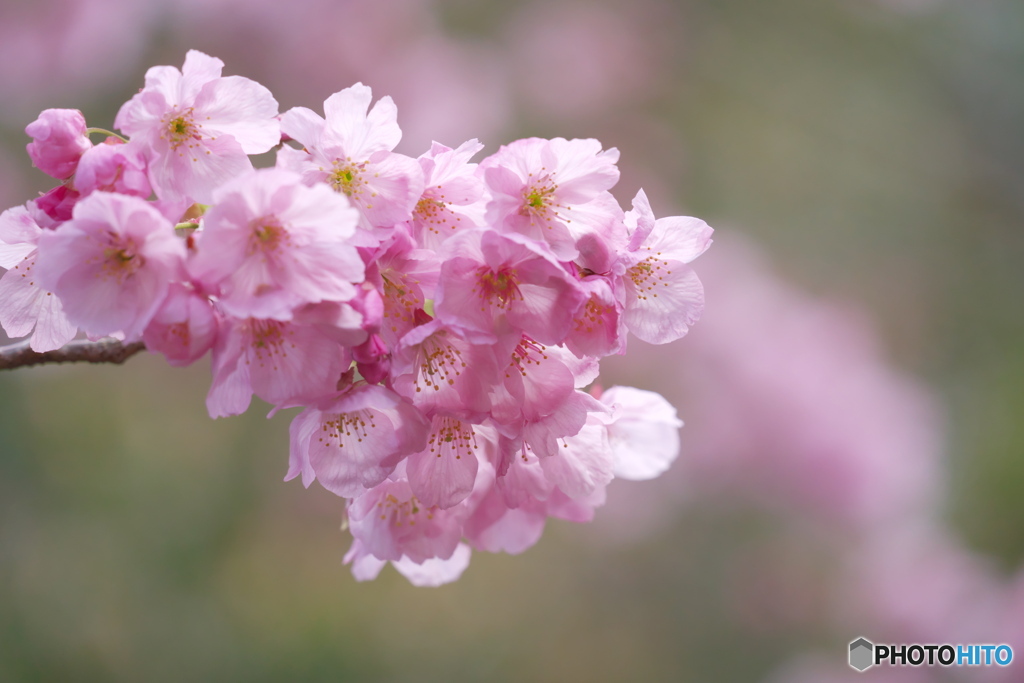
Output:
[[849, 637, 875, 672]]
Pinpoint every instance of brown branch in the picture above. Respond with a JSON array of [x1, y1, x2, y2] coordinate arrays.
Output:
[[0, 338, 146, 371]]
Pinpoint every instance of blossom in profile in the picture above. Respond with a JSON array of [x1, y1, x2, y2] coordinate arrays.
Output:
[[489, 340, 597, 460], [563, 275, 624, 358], [33, 185, 80, 224], [368, 226, 441, 348], [114, 50, 280, 203], [614, 189, 712, 345], [465, 455, 606, 554], [34, 192, 185, 340]]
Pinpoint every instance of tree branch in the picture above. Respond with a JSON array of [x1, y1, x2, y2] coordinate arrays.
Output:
[[0, 339, 146, 371]]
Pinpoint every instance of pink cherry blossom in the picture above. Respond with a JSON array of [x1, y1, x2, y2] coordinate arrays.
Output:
[[286, 383, 429, 497], [465, 456, 606, 554], [346, 477, 469, 564], [464, 476, 547, 554], [479, 136, 621, 261], [563, 274, 625, 358], [615, 189, 712, 344], [206, 316, 349, 418], [370, 226, 440, 348], [73, 139, 151, 198], [114, 50, 280, 204], [292, 297, 372, 348], [25, 108, 92, 180], [389, 542, 473, 587], [537, 414, 616, 500], [141, 282, 217, 366], [277, 83, 424, 230], [407, 139, 487, 250], [0, 51, 716, 588], [490, 340, 597, 461], [188, 168, 364, 321], [0, 205, 77, 351], [405, 415, 489, 509], [390, 318, 500, 421], [434, 228, 586, 345], [35, 192, 185, 340]]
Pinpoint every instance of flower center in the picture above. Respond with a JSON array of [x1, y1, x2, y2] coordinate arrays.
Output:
[[475, 267, 522, 310], [320, 409, 377, 449], [377, 492, 434, 526], [99, 238, 144, 282], [415, 197, 444, 219], [329, 159, 370, 199], [162, 108, 201, 150], [509, 337, 548, 378], [413, 196, 461, 237], [245, 319, 293, 365], [627, 252, 671, 301], [574, 297, 613, 334], [519, 173, 561, 223], [248, 215, 289, 254], [381, 273, 420, 334], [414, 332, 466, 393], [427, 417, 478, 461]]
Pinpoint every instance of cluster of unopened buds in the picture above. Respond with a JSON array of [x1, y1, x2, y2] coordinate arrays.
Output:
[[0, 51, 712, 586]]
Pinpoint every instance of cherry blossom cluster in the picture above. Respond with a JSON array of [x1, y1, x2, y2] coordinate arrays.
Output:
[[0, 51, 711, 586]]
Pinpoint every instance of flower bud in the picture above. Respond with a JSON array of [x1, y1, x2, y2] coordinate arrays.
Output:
[[25, 109, 92, 180]]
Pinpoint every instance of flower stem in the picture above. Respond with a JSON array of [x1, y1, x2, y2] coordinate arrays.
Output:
[[0, 338, 146, 371], [85, 127, 128, 143]]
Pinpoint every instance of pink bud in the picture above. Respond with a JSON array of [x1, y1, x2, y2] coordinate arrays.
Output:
[[25, 109, 92, 180], [35, 185, 80, 223]]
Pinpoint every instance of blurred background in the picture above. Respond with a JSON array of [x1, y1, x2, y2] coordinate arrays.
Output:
[[1, 0, 1023, 680]]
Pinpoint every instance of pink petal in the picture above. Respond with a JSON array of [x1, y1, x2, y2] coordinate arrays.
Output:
[[623, 262, 704, 344], [392, 543, 472, 587], [195, 75, 280, 154]]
